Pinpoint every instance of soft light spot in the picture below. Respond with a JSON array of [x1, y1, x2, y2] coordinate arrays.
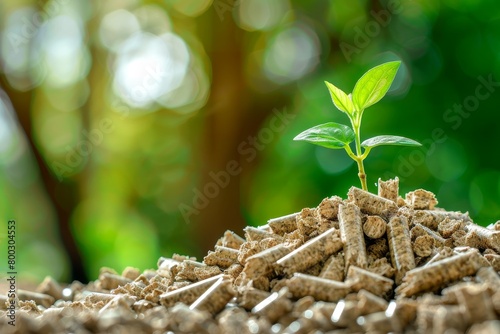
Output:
[[236, 0, 290, 31]]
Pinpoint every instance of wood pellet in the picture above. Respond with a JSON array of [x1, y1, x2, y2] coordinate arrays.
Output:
[[1, 179, 499, 333]]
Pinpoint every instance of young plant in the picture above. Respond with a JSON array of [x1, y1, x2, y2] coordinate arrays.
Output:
[[294, 61, 421, 191]]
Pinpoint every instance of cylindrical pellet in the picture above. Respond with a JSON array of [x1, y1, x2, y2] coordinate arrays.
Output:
[[204, 246, 239, 268], [252, 288, 292, 323], [243, 244, 292, 279], [339, 203, 368, 270], [276, 228, 342, 276], [319, 253, 345, 281], [268, 213, 299, 235], [363, 215, 387, 239], [287, 273, 350, 302], [404, 189, 438, 210], [346, 266, 394, 299], [396, 250, 487, 297], [377, 177, 399, 202], [189, 276, 235, 315], [387, 216, 415, 284], [160, 274, 223, 307], [348, 187, 398, 217]]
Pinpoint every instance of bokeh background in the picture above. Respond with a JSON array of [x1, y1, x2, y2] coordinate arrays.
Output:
[[1, 0, 500, 285]]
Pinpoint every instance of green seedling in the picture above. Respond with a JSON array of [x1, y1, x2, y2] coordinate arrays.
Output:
[[294, 61, 421, 191]]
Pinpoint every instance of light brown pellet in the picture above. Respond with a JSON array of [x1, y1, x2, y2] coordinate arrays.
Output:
[[99, 273, 132, 290], [317, 196, 343, 220], [464, 224, 500, 253], [331, 299, 362, 331], [217, 230, 246, 249], [268, 213, 299, 236], [456, 284, 496, 324], [348, 187, 398, 217], [357, 311, 399, 333], [367, 238, 389, 261], [411, 223, 450, 248], [377, 177, 399, 202], [36, 276, 63, 301], [204, 246, 240, 268], [396, 250, 487, 297], [404, 189, 438, 210], [368, 257, 395, 278], [411, 210, 471, 231], [437, 218, 466, 238], [17, 290, 55, 309], [159, 274, 223, 308], [276, 228, 342, 276], [468, 321, 500, 334], [244, 226, 283, 243], [238, 288, 271, 310], [357, 289, 388, 315], [175, 260, 206, 281], [483, 253, 500, 271], [424, 246, 454, 267], [387, 216, 415, 284], [412, 235, 434, 257], [243, 244, 292, 280], [432, 305, 467, 334], [296, 208, 320, 238], [339, 202, 368, 270], [476, 266, 500, 287], [346, 266, 394, 299], [252, 287, 292, 323], [287, 273, 350, 302], [189, 276, 235, 315], [363, 215, 387, 239], [319, 252, 345, 281]]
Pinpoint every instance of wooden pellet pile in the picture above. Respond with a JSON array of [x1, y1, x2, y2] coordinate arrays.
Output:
[[2, 178, 500, 333]]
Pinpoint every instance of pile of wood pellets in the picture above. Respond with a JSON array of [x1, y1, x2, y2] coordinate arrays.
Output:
[[1, 178, 500, 333]]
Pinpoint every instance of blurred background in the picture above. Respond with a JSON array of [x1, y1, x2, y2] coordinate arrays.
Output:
[[1, 0, 500, 285]]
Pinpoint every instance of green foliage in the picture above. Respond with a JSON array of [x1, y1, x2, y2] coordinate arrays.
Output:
[[294, 61, 421, 191]]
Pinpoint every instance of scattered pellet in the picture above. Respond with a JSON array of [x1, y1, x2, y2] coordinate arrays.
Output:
[[331, 299, 362, 331], [217, 307, 250, 334], [204, 246, 240, 268], [224, 263, 243, 280], [396, 250, 487, 297], [357, 289, 388, 315], [175, 260, 206, 281], [18, 290, 55, 308], [405, 189, 438, 210], [437, 218, 466, 238], [189, 276, 235, 315], [159, 274, 223, 308], [346, 266, 394, 299], [238, 288, 271, 310], [252, 287, 292, 323], [217, 230, 246, 249], [319, 252, 345, 281], [484, 253, 500, 271], [297, 208, 321, 238], [377, 177, 399, 202], [99, 273, 132, 290], [457, 284, 497, 324], [412, 235, 434, 257], [287, 273, 350, 302], [37, 276, 64, 301], [368, 257, 395, 278], [468, 320, 500, 334], [268, 213, 299, 235], [363, 215, 387, 239], [276, 228, 342, 276], [367, 238, 389, 261], [465, 224, 500, 253], [339, 203, 368, 270], [411, 209, 470, 230], [476, 266, 500, 288], [317, 196, 343, 220], [411, 223, 450, 247], [348, 187, 398, 217], [244, 226, 283, 243], [432, 305, 467, 333], [243, 244, 292, 279], [387, 216, 415, 284]]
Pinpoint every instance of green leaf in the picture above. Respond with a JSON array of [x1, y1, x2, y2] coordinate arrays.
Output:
[[325, 81, 355, 115], [352, 61, 401, 111], [361, 135, 422, 149], [294, 122, 355, 149]]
